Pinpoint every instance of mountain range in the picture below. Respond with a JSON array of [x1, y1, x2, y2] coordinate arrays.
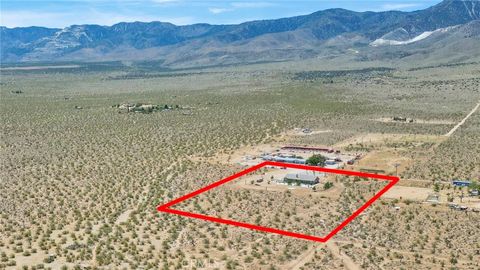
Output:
[[1, 0, 479, 67]]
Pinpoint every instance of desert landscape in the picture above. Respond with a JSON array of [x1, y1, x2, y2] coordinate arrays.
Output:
[[1, 0, 480, 269], [1, 57, 479, 269]]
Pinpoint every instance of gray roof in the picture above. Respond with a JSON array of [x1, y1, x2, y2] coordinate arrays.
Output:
[[284, 173, 318, 183]]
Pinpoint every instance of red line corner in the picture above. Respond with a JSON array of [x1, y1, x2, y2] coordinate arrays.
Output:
[[157, 161, 399, 243]]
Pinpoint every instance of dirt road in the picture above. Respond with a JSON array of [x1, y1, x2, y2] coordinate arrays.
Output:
[[283, 246, 317, 270], [445, 101, 480, 136], [326, 241, 361, 270]]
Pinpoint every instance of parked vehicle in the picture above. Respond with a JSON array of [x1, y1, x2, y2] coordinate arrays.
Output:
[[448, 203, 458, 209]]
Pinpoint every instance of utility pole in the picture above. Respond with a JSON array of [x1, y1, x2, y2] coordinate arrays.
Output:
[[394, 163, 401, 176]]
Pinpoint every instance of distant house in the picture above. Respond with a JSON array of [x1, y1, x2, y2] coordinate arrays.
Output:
[[426, 193, 440, 204], [284, 173, 319, 186], [262, 155, 306, 164], [452, 180, 471, 187], [281, 146, 333, 153]]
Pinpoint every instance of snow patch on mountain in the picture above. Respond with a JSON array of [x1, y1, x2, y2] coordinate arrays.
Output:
[[370, 25, 459, 46], [462, 0, 479, 19], [34, 26, 93, 51]]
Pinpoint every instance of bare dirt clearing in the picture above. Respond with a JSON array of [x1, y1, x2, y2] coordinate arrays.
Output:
[[334, 133, 446, 148], [372, 117, 456, 125], [383, 185, 433, 201]]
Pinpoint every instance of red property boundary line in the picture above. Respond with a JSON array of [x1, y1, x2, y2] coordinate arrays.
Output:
[[157, 161, 399, 243]]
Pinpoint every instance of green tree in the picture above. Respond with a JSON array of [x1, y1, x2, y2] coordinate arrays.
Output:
[[433, 182, 440, 192], [323, 182, 333, 190], [306, 154, 326, 166]]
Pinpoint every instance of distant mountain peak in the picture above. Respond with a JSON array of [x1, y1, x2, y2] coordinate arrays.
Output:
[[1, 0, 479, 65], [432, 0, 480, 19]]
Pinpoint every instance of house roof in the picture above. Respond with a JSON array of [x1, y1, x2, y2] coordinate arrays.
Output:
[[284, 173, 318, 182]]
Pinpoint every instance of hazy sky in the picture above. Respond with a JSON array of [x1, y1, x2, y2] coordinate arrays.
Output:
[[1, 0, 442, 28]]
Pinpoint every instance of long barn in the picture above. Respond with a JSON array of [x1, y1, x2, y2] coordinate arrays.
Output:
[[283, 173, 319, 186], [281, 146, 334, 153]]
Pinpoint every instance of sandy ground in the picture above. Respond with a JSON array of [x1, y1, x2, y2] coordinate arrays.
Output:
[[349, 149, 411, 175], [283, 245, 317, 270], [372, 118, 456, 125], [334, 133, 445, 148], [115, 209, 133, 225], [383, 186, 433, 201], [327, 241, 361, 270], [286, 128, 333, 136]]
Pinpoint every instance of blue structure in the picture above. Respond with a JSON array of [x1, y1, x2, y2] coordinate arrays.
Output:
[[262, 155, 306, 164], [452, 180, 471, 187]]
